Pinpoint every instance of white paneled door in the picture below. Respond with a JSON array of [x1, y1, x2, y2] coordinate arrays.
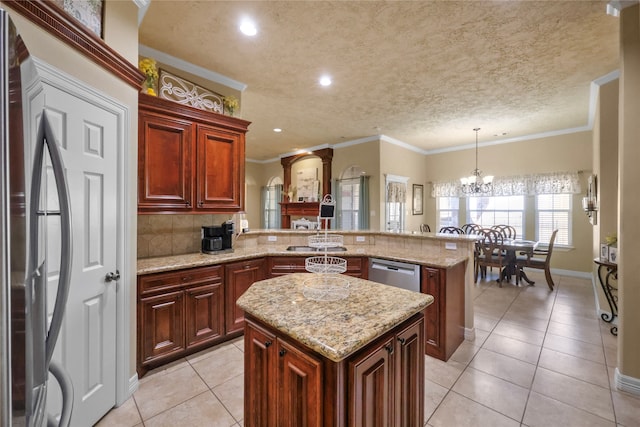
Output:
[[38, 84, 118, 426]]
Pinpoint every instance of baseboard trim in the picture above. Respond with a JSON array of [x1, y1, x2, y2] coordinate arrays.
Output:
[[615, 368, 640, 396], [551, 268, 592, 279], [464, 327, 476, 341]]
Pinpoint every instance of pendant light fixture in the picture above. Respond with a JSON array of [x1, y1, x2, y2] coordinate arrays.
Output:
[[460, 128, 493, 194]]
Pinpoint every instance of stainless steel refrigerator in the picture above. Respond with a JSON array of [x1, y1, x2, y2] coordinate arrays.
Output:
[[1, 8, 73, 426]]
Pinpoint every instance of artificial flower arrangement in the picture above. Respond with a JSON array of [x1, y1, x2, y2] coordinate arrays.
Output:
[[605, 232, 617, 247], [223, 95, 239, 116], [138, 57, 158, 96]]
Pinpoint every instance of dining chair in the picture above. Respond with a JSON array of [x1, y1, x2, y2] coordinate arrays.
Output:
[[515, 229, 558, 290], [475, 228, 508, 286], [439, 226, 464, 234], [420, 223, 431, 232], [461, 223, 482, 235], [491, 224, 517, 239]]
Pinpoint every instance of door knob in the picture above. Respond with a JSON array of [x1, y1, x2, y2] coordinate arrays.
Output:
[[105, 270, 120, 282]]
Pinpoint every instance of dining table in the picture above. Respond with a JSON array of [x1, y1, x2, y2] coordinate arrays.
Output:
[[500, 239, 538, 285]]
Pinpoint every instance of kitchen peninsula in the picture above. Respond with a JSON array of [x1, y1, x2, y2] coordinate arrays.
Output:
[[136, 230, 475, 375], [237, 273, 433, 426]]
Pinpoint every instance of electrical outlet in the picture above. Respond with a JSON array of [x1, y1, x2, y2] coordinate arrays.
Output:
[[445, 242, 457, 250], [356, 236, 366, 242], [267, 235, 277, 242]]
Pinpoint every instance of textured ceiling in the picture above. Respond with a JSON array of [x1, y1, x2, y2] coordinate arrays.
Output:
[[139, 1, 619, 161]]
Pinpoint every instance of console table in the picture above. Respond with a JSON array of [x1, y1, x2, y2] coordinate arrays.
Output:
[[594, 258, 618, 336]]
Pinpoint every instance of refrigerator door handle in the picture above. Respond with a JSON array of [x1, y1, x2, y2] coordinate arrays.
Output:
[[46, 360, 73, 427], [28, 111, 73, 367]]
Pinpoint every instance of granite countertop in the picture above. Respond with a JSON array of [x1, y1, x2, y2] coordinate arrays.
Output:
[[236, 273, 433, 362], [137, 245, 468, 275]]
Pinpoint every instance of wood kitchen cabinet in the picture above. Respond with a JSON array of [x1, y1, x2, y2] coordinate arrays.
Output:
[[224, 259, 267, 335], [138, 94, 249, 214], [244, 313, 424, 427], [421, 262, 466, 361], [137, 265, 224, 376], [267, 256, 367, 278]]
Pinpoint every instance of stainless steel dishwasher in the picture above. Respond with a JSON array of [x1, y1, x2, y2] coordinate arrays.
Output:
[[368, 258, 421, 292]]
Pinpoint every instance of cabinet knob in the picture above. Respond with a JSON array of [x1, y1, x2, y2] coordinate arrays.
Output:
[[279, 349, 287, 357], [264, 341, 272, 348], [397, 337, 406, 345], [198, 201, 203, 207], [385, 344, 394, 355], [185, 201, 191, 207]]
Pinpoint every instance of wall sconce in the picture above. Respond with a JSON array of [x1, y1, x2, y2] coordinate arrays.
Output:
[[583, 174, 598, 225]]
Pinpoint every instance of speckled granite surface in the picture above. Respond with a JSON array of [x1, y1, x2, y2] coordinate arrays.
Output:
[[236, 273, 433, 362], [137, 245, 468, 275]]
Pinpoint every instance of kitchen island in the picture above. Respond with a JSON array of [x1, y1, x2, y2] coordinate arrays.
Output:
[[237, 272, 433, 427]]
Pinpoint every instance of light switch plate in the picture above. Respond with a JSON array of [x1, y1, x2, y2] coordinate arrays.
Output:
[[267, 235, 277, 242], [445, 242, 457, 250]]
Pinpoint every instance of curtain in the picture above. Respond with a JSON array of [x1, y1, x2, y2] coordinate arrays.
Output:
[[386, 181, 407, 202], [431, 171, 581, 197], [260, 186, 268, 228], [274, 184, 282, 228], [331, 178, 340, 230], [358, 175, 370, 229]]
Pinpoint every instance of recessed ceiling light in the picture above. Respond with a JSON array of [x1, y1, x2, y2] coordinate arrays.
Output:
[[319, 76, 332, 86], [273, 128, 282, 132], [239, 20, 257, 36]]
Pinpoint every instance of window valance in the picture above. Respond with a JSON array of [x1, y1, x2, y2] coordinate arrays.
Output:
[[386, 181, 407, 203], [431, 171, 582, 198]]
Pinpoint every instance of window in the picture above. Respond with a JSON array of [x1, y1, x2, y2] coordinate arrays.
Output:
[[337, 166, 363, 230], [536, 194, 571, 246], [385, 175, 408, 232], [467, 195, 525, 238], [262, 177, 282, 229], [437, 197, 459, 229]]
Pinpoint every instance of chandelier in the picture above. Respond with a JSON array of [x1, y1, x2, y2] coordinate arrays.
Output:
[[460, 128, 493, 194]]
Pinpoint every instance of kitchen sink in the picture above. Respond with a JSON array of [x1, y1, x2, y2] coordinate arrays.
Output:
[[285, 245, 347, 252]]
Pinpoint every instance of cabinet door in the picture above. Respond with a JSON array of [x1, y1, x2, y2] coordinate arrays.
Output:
[[277, 339, 323, 427], [350, 337, 394, 427], [225, 259, 266, 334], [196, 125, 244, 212], [394, 317, 425, 427], [138, 112, 193, 212], [185, 283, 224, 348], [422, 267, 444, 360], [244, 321, 277, 427], [139, 291, 185, 366]]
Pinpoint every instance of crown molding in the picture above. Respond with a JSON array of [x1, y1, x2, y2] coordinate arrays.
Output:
[[607, 1, 639, 17]]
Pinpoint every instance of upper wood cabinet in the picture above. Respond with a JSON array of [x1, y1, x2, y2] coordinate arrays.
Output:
[[138, 94, 250, 214]]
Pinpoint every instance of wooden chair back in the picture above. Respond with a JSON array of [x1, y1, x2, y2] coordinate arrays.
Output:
[[420, 223, 431, 232]]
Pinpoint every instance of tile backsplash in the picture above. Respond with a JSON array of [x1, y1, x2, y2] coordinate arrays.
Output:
[[137, 214, 232, 259]]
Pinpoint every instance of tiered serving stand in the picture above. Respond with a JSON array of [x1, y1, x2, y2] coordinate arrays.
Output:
[[302, 196, 350, 301]]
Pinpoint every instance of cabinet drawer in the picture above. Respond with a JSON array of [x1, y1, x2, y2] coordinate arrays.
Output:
[[268, 257, 307, 276], [138, 265, 223, 295]]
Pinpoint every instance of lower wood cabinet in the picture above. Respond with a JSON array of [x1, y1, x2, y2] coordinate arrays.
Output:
[[225, 258, 267, 335], [244, 312, 424, 427], [421, 262, 466, 361], [268, 256, 367, 278], [137, 265, 224, 376]]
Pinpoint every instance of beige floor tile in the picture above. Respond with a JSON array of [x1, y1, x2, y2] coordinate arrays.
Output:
[[423, 378, 449, 421], [492, 321, 546, 346], [469, 348, 536, 388], [428, 391, 520, 427], [424, 355, 466, 389], [474, 313, 501, 332], [553, 301, 598, 319], [482, 333, 542, 365], [538, 347, 609, 388], [604, 345, 617, 368], [452, 367, 529, 420], [500, 311, 550, 332], [144, 391, 237, 427], [449, 340, 481, 365], [134, 365, 209, 420], [186, 341, 238, 364], [191, 343, 245, 388], [94, 396, 142, 427], [543, 333, 606, 364], [611, 390, 640, 427], [550, 310, 601, 328], [532, 367, 615, 422], [546, 320, 602, 346], [472, 328, 491, 346], [138, 357, 190, 385], [212, 374, 244, 422], [601, 327, 618, 349], [523, 391, 616, 427]]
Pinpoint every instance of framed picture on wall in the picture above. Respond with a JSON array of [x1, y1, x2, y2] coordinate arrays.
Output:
[[412, 184, 423, 215], [600, 244, 609, 261], [51, 0, 104, 38]]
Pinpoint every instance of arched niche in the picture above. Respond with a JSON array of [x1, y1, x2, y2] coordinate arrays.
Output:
[[280, 148, 333, 228]]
